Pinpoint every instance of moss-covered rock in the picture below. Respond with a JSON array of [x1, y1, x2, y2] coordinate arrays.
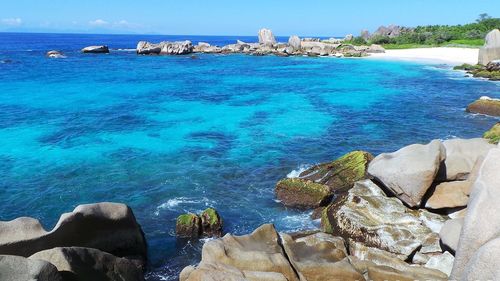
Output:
[[299, 150, 374, 192], [200, 208, 223, 237], [176, 213, 201, 238], [466, 97, 500, 116], [484, 122, 500, 144], [275, 178, 331, 209]]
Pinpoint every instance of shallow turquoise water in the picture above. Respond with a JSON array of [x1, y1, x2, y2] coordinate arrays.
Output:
[[0, 33, 499, 279]]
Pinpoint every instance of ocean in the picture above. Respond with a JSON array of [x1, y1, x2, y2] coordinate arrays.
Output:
[[0, 32, 498, 280]]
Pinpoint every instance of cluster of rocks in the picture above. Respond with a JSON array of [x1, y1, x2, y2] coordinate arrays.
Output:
[[181, 125, 500, 280], [137, 28, 385, 58], [361, 25, 413, 40], [455, 60, 500, 81], [46, 45, 110, 58], [176, 208, 223, 238], [0, 202, 147, 281]]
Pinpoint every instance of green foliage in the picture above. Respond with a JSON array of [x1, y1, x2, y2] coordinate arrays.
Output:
[[346, 36, 367, 45], [368, 14, 500, 47]]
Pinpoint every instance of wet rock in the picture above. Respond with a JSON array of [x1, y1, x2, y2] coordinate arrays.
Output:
[[425, 181, 471, 209], [321, 179, 438, 258], [466, 96, 500, 117], [0, 202, 147, 260], [81, 45, 109, 53], [275, 178, 331, 209], [478, 29, 500, 65], [451, 146, 500, 279], [0, 255, 62, 281], [180, 224, 299, 281], [276, 151, 373, 209], [29, 247, 144, 281], [368, 139, 445, 207], [425, 251, 454, 276], [176, 213, 202, 238], [258, 28, 276, 46], [298, 150, 374, 192], [441, 138, 493, 180], [483, 122, 500, 144], [200, 208, 223, 237]]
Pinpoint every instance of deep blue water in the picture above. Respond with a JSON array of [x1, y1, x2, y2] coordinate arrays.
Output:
[[0, 32, 499, 280]]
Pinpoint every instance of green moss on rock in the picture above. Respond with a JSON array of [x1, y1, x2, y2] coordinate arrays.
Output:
[[200, 208, 223, 237], [275, 178, 331, 209], [484, 122, 500, 144], [466, 98, 500, 117], [299, 150, 374, 192], [176, 213, 202, 238]]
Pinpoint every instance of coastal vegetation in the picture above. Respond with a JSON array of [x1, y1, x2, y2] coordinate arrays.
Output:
[[347, 14, 500, 48]]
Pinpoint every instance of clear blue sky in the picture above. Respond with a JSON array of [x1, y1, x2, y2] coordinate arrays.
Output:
[[1, 0, 499, 36]]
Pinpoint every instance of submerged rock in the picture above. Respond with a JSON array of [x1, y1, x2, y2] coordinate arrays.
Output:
[[0, 202, 147, 260], [258, 28, 276, 46], [478, 29, 500, 65], [276, 151, 373, 209], [46, 50, 65, 58], [483, 122, 500, 144], [321, 179, 441, 258], [368, 140, 445, 207], [466, 96, 500, 116], [29, 247, 144, 281], [0, 255, 62, 281], [81, 45, 109, 53]]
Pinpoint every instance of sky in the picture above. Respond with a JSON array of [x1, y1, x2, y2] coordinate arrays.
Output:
[[1, 0, 499, 37]]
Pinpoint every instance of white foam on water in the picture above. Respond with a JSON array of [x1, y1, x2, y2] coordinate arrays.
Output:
[[154, 197, 216, 216], [278, 211, 317, 232], [286, 164, 311, 178]]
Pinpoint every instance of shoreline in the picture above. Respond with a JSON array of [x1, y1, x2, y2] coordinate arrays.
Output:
[[365, 47, 480, 65]]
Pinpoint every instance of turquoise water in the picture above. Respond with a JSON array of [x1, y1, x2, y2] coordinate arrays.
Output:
[[0, 33, 499, 279]]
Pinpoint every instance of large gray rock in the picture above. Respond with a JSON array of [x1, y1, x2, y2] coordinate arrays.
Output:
[[81, 46, 109, 53], [136, 41, 193, 55], [451, 147, 500, 279], [368, 140, 445, 207], [288, 35, 301, 52], [0, 255, 62, 281], [461, 238, 500, 281], [441, 138, 494, 181], [258, 28, 276, 45], [29, 247, 144, 281], [478, 29, 500, 65], [321, 180, 444, 258], [0, 202, 147, 260], [180, 224, 299, 281]]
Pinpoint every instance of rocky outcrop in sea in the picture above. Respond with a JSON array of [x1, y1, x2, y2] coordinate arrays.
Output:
[[81, 45, 110, 53], [466, 96, 500, 116], [136, 29, 385, 58], [179, 129, 500, 281]]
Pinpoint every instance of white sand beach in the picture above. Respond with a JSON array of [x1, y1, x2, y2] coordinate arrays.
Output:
[[367, 47, 480, 65]]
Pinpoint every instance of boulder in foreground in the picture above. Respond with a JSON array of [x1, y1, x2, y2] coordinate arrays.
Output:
[[0, 202, 147, 260], [0, 255, 62, 281], [29, 247, 144, 281], [451, 146, 500, 280], [368, 139, 445, 207], [466, 96, 500, 116], [478, 29, 500, 65], [81, 45, 109, 53]]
